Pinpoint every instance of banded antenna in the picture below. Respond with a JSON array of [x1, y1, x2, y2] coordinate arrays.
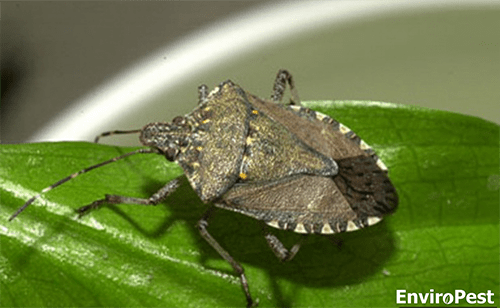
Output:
[[9, 145, 159, 221]]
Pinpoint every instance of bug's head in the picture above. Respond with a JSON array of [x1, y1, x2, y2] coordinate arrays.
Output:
[[140, 116, 190, 161]]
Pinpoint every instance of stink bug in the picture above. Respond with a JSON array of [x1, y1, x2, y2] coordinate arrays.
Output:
[[10, 70, 398, 307]]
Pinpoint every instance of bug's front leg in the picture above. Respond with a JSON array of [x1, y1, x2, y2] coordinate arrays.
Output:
[[262, 224, 304, 262], [271, 69, 301, 106], [197, 206, 257, 308], [76, 177, 182, 217]]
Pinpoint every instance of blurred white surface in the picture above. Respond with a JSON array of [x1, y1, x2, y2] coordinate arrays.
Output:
[[2, 1, 498, 145]]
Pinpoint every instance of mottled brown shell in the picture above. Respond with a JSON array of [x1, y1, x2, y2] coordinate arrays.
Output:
[[175, 80, 397, 234]]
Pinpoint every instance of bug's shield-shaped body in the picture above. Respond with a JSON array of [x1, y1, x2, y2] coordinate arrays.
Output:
[[11, 71, 398, 308], [141, 81, 397, 235]]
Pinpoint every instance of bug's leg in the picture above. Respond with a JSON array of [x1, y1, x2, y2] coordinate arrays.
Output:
[[76, 177, 182, 217], [197, 206, 256, 308], [198, 84, 209, 105], [94, 129, 142, 143], [9, 148, 160, 221], [262, 224, 304, 262], [271, 69, 301, 106]]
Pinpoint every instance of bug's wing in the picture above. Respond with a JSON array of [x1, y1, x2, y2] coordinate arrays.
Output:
[[246, 96, 368, 161], [241, 102, 338, 182], [219, 169, 397, 234], [236, 98, 398, 232]]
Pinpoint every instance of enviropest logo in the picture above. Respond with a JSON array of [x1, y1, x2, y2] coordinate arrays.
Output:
[[397, 289, 496, 306]]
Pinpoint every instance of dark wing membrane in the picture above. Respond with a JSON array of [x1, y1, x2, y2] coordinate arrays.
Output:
[[284, 104, 398, 219], [333, 155, 398, 218]]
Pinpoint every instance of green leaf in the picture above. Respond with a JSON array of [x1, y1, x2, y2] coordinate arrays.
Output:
[[1, 101, 498, 307]]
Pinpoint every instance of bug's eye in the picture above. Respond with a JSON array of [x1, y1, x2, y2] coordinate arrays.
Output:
[[165, 147, 177, 161]]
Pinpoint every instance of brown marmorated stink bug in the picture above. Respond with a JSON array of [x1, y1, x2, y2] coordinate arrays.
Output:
[[10, 70, 398, 307]]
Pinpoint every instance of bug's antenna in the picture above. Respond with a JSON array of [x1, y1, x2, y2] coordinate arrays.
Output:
[[94, 129, 142, 143], [9, 147, 160, 221]]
